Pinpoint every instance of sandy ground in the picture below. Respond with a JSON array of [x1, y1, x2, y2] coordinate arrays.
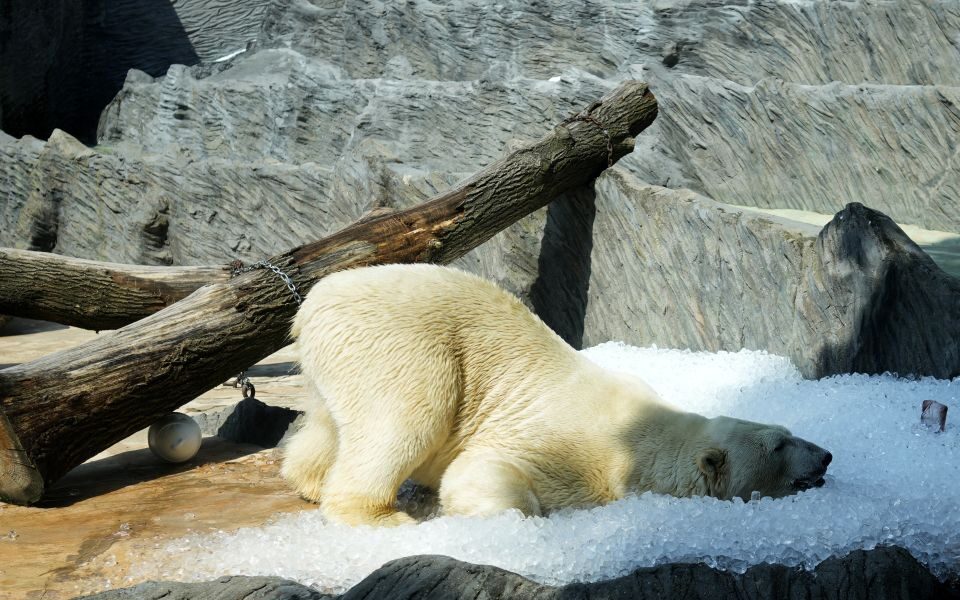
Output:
[[0, 318, 313, 600]]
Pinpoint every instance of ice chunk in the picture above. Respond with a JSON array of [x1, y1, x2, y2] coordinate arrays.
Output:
[[921, 400, 948, 432]]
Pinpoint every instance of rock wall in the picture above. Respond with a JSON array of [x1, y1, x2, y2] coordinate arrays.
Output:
[[0, 0, 269, 143], [587, 171, 960, 379], [630, 77, 960, 232], [256, 0, 960, 85], [251, 0, 960, 229], [2, 0, 960, 376]]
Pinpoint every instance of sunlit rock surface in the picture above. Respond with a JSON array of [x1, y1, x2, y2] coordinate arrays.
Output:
[[2, 2, 959, 369]]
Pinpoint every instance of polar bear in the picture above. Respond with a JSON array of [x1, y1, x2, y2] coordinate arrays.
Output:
[[282, 264, 832, 526]]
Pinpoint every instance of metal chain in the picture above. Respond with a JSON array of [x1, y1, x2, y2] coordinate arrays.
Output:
[[233, 371, 256, 399], [561, 104, 614, 167], [231, 260, 302, 305], [227, 260, 299, 396]]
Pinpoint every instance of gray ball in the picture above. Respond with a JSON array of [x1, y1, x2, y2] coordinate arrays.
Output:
[[148, 412, 202, 463]]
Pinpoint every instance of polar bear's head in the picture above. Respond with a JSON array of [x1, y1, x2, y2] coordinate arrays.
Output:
[[697, 417, 832, 500]]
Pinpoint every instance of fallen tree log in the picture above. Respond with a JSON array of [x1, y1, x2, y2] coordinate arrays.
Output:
[[0, 209, 407, 331], [0, 81, 657, 505], [0, 248, 231, 330]]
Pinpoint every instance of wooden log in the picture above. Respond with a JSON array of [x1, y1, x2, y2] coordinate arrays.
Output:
[[0, 207, 405, 331], [0, 248, 230, 330], [0, 81, 657, 505]]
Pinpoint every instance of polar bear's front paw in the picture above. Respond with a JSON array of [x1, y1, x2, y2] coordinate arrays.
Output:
[[322, 499, 416, 527], [375, 510, 417, 527]]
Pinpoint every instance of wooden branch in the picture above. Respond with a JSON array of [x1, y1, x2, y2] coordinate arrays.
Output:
[[0, 207, 405, 331], [0, 248, 230, 330], [0, 81, 657, 505]]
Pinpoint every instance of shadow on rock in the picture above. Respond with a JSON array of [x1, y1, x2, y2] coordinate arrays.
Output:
[[530, 186, 597, 350], [1, 0, 200, 143]]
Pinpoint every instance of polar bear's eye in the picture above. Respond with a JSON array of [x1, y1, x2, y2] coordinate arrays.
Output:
[[773, 440, 787, 452]]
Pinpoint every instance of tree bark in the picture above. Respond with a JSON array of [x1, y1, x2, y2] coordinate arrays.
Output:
[[0, 248, 231, 330], [0, 81, 657, 505], [0, 207, 408, 331]]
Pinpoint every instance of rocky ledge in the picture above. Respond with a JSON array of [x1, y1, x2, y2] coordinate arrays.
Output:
[[586, 172, 960, 379], [78, 547, 957, 600]]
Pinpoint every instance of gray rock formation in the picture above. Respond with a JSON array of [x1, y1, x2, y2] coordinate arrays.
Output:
[[812, 202, 960, 377], [253, 0, 960, 230], [3, 0, 960, 374], [257, 0, 960, 85], [628, 77, 960, 232], [586, 171, 960, 378], [77, 575, 332, 600], [76, 547, 956, 600], [193, 397, 301, 448], [0, 0, 269, 142]]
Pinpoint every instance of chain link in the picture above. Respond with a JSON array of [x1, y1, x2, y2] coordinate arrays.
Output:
[[562, 104, 614, 168], [227, 260, 298, 397], [233, 371, 256, 399], [231, 260, 302, 305]]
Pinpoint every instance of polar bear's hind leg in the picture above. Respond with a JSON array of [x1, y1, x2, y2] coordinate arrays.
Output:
[[281, 397, 339, 503], [439, 450, 542, 517], [319, 386, 454, 526]]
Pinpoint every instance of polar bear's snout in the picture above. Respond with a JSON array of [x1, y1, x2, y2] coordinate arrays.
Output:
[[709, 418, 833, 501], [788, 438, 832, 492]]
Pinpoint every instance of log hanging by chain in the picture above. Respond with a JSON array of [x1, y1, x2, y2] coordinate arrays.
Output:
[[0, 81, 657, 505]]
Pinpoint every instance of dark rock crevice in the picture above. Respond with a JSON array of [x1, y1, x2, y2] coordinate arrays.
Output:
[[22, 189, 63, 253], [1, 0, 271, 143], [139, 195, 173, 265]]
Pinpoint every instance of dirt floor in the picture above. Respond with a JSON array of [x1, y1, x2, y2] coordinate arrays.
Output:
[[0, 318, 315, 600]]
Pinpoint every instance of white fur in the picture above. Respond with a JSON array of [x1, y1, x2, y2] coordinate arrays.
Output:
[[283, 264, 830, 526]]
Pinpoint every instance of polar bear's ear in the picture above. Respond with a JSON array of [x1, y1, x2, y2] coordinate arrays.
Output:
[[697, 448, 728, 493]]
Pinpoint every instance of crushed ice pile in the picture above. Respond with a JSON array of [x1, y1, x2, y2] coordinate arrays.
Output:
[[131, 343, 960, 591]]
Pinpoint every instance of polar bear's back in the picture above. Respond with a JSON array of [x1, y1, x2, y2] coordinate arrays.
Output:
[[292, 264, 579, 411], [294, 263, 562, 349]]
